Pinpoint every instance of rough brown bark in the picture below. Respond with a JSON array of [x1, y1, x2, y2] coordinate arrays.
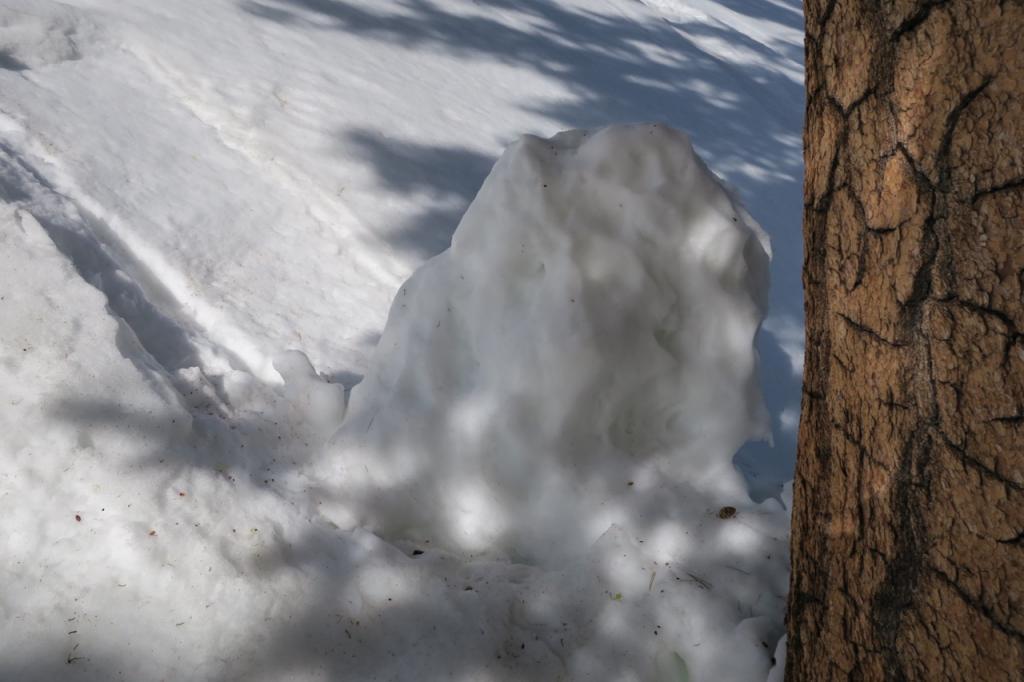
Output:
[[788, 1, 1024, 679]]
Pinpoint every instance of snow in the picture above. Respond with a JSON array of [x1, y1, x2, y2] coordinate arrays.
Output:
[[311, 123, 789, 679], [322, 124, 772, 562], [0, 0, 802, 679]]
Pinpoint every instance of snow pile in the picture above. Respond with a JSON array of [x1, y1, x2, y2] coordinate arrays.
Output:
[[324, 123, 771, 561], [303, 125, 788, 679]]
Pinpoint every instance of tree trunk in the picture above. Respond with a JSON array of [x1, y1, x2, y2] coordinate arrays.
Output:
[[788, 1, 1024, 679]]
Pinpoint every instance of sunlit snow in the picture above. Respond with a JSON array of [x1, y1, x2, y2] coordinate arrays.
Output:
[[0, 0, 803, 679]]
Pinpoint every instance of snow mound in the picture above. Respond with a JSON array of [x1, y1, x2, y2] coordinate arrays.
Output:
[[323, 123, 771, 563]]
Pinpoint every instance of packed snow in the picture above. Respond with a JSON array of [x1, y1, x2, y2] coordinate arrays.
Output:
[[323, 124, 773, 560], [0, 0, 803, 680]]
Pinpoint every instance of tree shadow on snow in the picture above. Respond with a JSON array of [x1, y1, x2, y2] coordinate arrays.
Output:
[[12, 1, 806, 678], [339, 129, 497, 259], [34, 386, 786, 681], [240, 0, 805, 496]]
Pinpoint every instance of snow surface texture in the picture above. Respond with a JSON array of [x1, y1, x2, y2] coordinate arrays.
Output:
[[0, 0, 801, 679], [324, 124, 773, 565]]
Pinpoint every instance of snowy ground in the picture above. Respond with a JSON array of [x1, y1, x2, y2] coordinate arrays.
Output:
[[0, 1, 803, 679]]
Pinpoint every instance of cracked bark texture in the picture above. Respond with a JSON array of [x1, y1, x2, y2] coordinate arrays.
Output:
[[788, 1, 1024, 679]]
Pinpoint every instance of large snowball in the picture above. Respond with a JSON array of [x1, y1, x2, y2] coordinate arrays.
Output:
[[322, 124, 771, 564]]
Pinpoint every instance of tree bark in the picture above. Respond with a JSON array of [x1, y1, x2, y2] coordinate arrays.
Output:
[[788, 1, 1024, 679]]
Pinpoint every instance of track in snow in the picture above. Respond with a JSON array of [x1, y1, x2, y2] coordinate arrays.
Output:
[[0, 138, 247, 415]]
